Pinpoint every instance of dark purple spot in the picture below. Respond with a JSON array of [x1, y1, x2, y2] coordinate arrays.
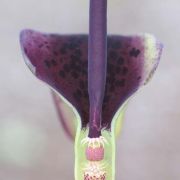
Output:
[[116, 67, 121, 74], [129, 48, 141, 57], [83, 90, 88, 98], [51, 59, 57, 66], [111, 41, 121, 49], [38, 44, 43, 48], [69, 61, 81, 72], [60, 47, 67, 54], [79, 80, 85, 89], [71, 71, 79, 79], [73, 92, 80, 100], [68, 42, 78, 50], [59, 70, 66, 78], [71, 54, 80, 62], [62, 43, 69, 49], [110, 85, 115, 91], [59, 58, 65, 63], [104, 95, 110, 103], [117, 57, 124, 65], [82, 61, 88, 67], [122, 67, 128, 75], [81, 69, 87, 75], [107, 75, 115, 84], [63, 64, 70, 72], [76, 89, 82, 98], [44, 60, 51, 68], [109, 50, 118, 60], [24, 48, 28, 54], [76, 65, 82, 72], [115, 79, 126, 87], [46, 45, 50, 49], [53, 51, 58, 56], [74, 49, 82, 57], [107, 63, 115, 74]]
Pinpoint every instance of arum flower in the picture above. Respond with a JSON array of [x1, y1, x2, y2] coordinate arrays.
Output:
[[20, 0, 163, 179]]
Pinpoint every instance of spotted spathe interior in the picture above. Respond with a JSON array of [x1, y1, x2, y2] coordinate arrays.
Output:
[[20, 30, 145, 130]]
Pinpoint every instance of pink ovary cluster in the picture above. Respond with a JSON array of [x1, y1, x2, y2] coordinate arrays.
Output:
[[84, 173, 106, 180], [86, 146, 104, 161]]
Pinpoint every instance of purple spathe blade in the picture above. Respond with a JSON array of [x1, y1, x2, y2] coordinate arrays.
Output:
[[20, 30, 163, 134]]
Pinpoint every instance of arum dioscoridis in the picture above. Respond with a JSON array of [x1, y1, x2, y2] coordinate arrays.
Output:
[[20, 0, 163, 179]]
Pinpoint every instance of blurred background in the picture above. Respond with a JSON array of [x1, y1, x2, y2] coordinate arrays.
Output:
[[0, 0, 180, 179]]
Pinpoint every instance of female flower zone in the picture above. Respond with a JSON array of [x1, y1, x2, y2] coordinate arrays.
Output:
[[20, 0, 163, 179]]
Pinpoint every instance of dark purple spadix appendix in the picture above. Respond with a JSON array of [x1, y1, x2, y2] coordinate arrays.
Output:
[[88, 0, 107, 138]]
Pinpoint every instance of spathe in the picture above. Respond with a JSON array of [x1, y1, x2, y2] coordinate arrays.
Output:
[[20, 29, 163, 139]]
